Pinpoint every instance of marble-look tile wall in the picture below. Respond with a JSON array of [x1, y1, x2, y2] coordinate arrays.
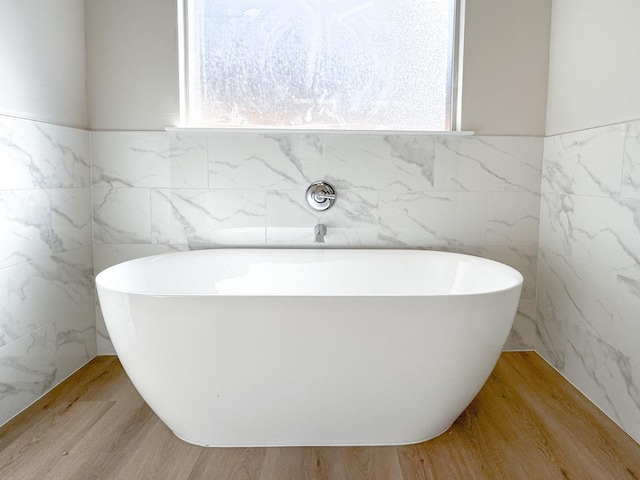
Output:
[[91, 131, 543, 355], [538, 120, 640, 443], [5, 115, 639, 446], [0, 114, 96, 426]]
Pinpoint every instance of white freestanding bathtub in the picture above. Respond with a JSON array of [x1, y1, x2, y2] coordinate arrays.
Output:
[[96, 248, 522, 447]]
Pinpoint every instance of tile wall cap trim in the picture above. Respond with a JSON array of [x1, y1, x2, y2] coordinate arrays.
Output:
[[545, 119, 638, 138], [0, 110, 88, 131]]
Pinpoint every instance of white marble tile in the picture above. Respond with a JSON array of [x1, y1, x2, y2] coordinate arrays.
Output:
[[151, 189, 214, 245], [0, 115, 90, 190], [487, 192, 540, 246], [0, 248, 94, 350], [452, 193, 489, 246], [38, 122, 91, 189], [93, 243, 188, 275], [622, 120, 640, 199], [564, 322, 640, 443], [92, 131, 208, 188], [613, 275, 640, 363], [0, 116, 46, 190], [434, 136, 543, 193], [323, 135, 435, 192], [265, 227, 316, 246], [0, 324, 57, 426], [0, 261, 56, 348], [267, 227, 377, 247], [327, 227, 381, 246], [48, 248, 95, 316], [47, 247, 97, 381], [266, 190, 318, 228], [265, 189, 378, 246], [570, 196, 640, 280], [319, 189, 378, 226], [265, 191, 320, 246], [209, 133, 323, 189], [378, 191, 487, 247], [504, 300, 537, 351], [51, 188, 92, 253], [206, 227, 267, 246], [167, 133, 210, 188], [538, 192, 574, 256], [56, 300, 96, 383], [95, 306, 116, 356], [0, 190, 52, 269], [267, 189, 378, 228], [209, 190, 266, 245], [540, 193, 640, 279], [542, 124, 625, 197], [537, 249, 615, 343], [93, 187, 151, 244], [565, 324, 607, 408], [35, 249, 95, 378], [151, 189, 266, 246], [535, 302, 567, 371]]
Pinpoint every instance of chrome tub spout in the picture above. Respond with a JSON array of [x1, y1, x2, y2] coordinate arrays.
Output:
[[314, 224, 327, 243]]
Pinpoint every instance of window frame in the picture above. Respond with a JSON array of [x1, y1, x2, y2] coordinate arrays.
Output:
[[177, 0, 464, 133]]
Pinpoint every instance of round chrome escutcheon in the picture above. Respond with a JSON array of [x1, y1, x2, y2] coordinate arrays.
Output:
[[306, 181, 337, 211]]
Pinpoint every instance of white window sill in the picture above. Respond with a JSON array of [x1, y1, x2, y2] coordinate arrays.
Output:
[[166, 126, 474, 136]]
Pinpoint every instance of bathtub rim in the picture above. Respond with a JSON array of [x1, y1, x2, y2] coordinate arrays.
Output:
[[95, 247, 524, 298]]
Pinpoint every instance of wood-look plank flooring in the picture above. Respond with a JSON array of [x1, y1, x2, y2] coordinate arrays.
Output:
[[1, 352, 639, 479]]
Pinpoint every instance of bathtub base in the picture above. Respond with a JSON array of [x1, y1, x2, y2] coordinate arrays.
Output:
[[170, 422, 457, 448]]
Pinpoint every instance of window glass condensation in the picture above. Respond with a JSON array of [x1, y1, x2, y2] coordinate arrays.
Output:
[[186, 0, 455, 131]]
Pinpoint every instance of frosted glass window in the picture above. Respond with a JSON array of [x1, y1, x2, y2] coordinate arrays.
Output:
[[184, 0, 457, 130]]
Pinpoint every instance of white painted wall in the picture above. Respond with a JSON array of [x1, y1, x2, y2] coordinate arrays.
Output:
[[85, 0, 179, 131], [461, 0, 551, 136], [0, 0, 87, 128], [546, 0, 640, 135], [84, 0, 552, 135]]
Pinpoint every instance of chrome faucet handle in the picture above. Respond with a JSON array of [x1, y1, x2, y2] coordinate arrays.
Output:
[[313, 191, 336, 202], [306, 181, 337, 211]]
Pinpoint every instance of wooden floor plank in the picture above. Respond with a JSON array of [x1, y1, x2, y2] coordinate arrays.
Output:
[[40, 386, 156, 480], [1, 352, 639, 479], [457, 362, 573, 479], [114, 420, 203, 480], [258, 447, 314, 480], [328, 447, 403, 480], [503, 352, 640, 478], [0, 401, 114, 480], [0, 356, 121, 452], [189, 447, 265, 480]]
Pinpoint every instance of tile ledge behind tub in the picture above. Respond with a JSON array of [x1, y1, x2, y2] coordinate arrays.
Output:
[[165, 126, 476, 136]]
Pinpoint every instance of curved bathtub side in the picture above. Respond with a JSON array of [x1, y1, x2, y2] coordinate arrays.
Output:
[[98, 285, 521, 447]]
